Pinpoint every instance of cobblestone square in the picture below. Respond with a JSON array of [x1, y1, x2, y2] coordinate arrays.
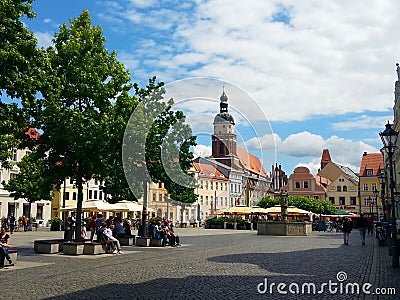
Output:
[[1, 228, 399, 300]]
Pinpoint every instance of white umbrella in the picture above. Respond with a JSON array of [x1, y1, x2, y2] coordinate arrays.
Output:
[[117, 200, 143, 212]]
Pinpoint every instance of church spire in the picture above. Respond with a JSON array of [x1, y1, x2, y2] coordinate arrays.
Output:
[[219, 86, 228, 113]]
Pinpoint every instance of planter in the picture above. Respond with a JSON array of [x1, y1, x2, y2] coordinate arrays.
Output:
[[50, 223, 62, 231]]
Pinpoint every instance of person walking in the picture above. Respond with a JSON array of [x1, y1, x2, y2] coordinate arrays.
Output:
[[8, 213, 15, 234], [342, 217, 353, 245], [356, 213, 369, 245]]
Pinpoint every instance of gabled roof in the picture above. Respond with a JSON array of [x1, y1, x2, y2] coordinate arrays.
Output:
[[359, 152, 383, 177], [236, 147, 268, 178], [193, 161, 228, 181], [335, 163, 359, 184]]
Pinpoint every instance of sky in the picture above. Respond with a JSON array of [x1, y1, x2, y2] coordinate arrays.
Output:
[[22, 0, 400, 176]]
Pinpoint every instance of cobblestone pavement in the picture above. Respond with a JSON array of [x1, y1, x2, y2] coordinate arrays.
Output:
[[1, 228, 399, 300]]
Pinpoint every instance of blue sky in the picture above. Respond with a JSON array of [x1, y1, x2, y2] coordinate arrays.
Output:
[[22, 0, 400, 175]]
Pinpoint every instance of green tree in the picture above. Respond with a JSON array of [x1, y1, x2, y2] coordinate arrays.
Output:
[[257, 196, 279, 208], [28, 11, 132, 240], [0, 0, 40, 163]]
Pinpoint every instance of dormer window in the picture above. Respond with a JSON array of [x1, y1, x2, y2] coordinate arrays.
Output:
[[366, 169, 373, 176], [210, 173, 215, 177]]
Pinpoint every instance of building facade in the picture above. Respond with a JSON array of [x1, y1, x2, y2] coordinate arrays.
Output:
[[358, 152, 384, 217]]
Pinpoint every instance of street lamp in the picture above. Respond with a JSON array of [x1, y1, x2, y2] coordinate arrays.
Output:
[[373, 187, 379, 220], [368, 196, 372, 215], [380, 121, 399, 268]]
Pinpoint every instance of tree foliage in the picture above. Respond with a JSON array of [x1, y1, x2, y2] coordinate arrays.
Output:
[[257, 195, 336, 215], [0, 0, 40, 163]]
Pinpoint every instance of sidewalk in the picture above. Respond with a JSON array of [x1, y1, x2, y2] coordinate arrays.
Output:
[[356, 232, 400, 300]]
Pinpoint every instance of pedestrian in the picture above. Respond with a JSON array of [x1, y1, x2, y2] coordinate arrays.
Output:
[[22, 215, 29, 232], [0, 227, 14, 268], [89, 215, 96, 241], [8, 213, 15, 234], [356, 213, 368, 245], [342, 217, 353, 245], [65, 212, 76, 241], [367, 216, 374, 235]]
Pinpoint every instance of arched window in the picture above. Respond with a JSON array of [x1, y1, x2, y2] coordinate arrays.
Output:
[[337, 186, 341, 192], [343, 186, 347, 192]]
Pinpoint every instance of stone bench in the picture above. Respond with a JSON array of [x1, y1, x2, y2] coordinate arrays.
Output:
[[135, 236, 150, 247], [83, 242, 108, 255], [9, 249, 17, 264], [34, 240, 63, 254], [150, 239, 163, 247], [117, 235, 135, 246], [62, 242, 86, 255]]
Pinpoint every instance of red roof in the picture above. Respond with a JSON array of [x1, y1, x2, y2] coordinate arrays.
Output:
[[359, 152, 383, 176], [236, 147, 268, 178], [193, 162, 228, 180], [25, 128, 40, 140]]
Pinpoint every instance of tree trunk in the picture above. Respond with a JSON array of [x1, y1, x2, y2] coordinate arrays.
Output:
[[75, 161, 83, 241]]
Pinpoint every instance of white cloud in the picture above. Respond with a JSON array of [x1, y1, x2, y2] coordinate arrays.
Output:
[[34, 31, 53, 48], [332, 115, 393, 131], [192, 144, 211, 158], [110, 0, 400, 122]]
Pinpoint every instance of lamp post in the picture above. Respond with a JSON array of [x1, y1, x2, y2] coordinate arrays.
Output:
[[380, 121, 399, 268], [379, 167, 387, 221], [373, 187, 379, 220], [368, 196, 372, 215]]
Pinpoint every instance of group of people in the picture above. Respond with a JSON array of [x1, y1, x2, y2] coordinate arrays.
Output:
[[340, 213, 374, 246], [150, 219, 181, 247], [1, 214, 31, 233]]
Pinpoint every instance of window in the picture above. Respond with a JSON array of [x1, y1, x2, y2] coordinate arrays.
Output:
[[200, 195, 203, 205], [350, 197, 356, 205], [329, 197, 335, 204], [339, 197, 345, 205], [94, 191, 98, 199], [337, 186, 341, 192], [366, 169, 373, 176], [295, 181, 300, 189], [99, 191, 103, 200], [36, 205, 43, 220], [205, 196, 208, 205], [159, 194, 163, 201], [363, 183, 368, 191], [13, 150, 17, 161], [215, 182, 218, 190], [363, 197, 370, 206], [210, 182, 213, 190], [158, 182, 162, 188], [343, 186, 347, 192], [65, 192, 70, 201], [153, 194, 156, 201], [89, 190, 93, 200], [205, 181, 208, 190], [303, 181, 309, 188], [72, 192, 77, 200], [372, 183, 377, 192], [10, 173, 17, 180]]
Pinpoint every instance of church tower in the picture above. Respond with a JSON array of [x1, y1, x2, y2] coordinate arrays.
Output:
[[211, 88, 238, 167]]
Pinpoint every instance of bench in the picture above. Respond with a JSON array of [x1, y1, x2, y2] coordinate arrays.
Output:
[[83, 242, 108, 255], [62, 242, 86, 255], [117, 235, 135, 246], [34, 240, 62, 254], [150, 239, 164, 247], [135, 236, 150, 247], [8, 249, 17, 264]]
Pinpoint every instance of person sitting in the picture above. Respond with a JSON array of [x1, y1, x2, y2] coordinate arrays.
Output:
[[113, 221, 131, 238], [163, 220, 181, 246], [154, 221, 168, 246], [0, 227, 14, 268], [123, 219, 132, 236], [102, 223, 123, 254]]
